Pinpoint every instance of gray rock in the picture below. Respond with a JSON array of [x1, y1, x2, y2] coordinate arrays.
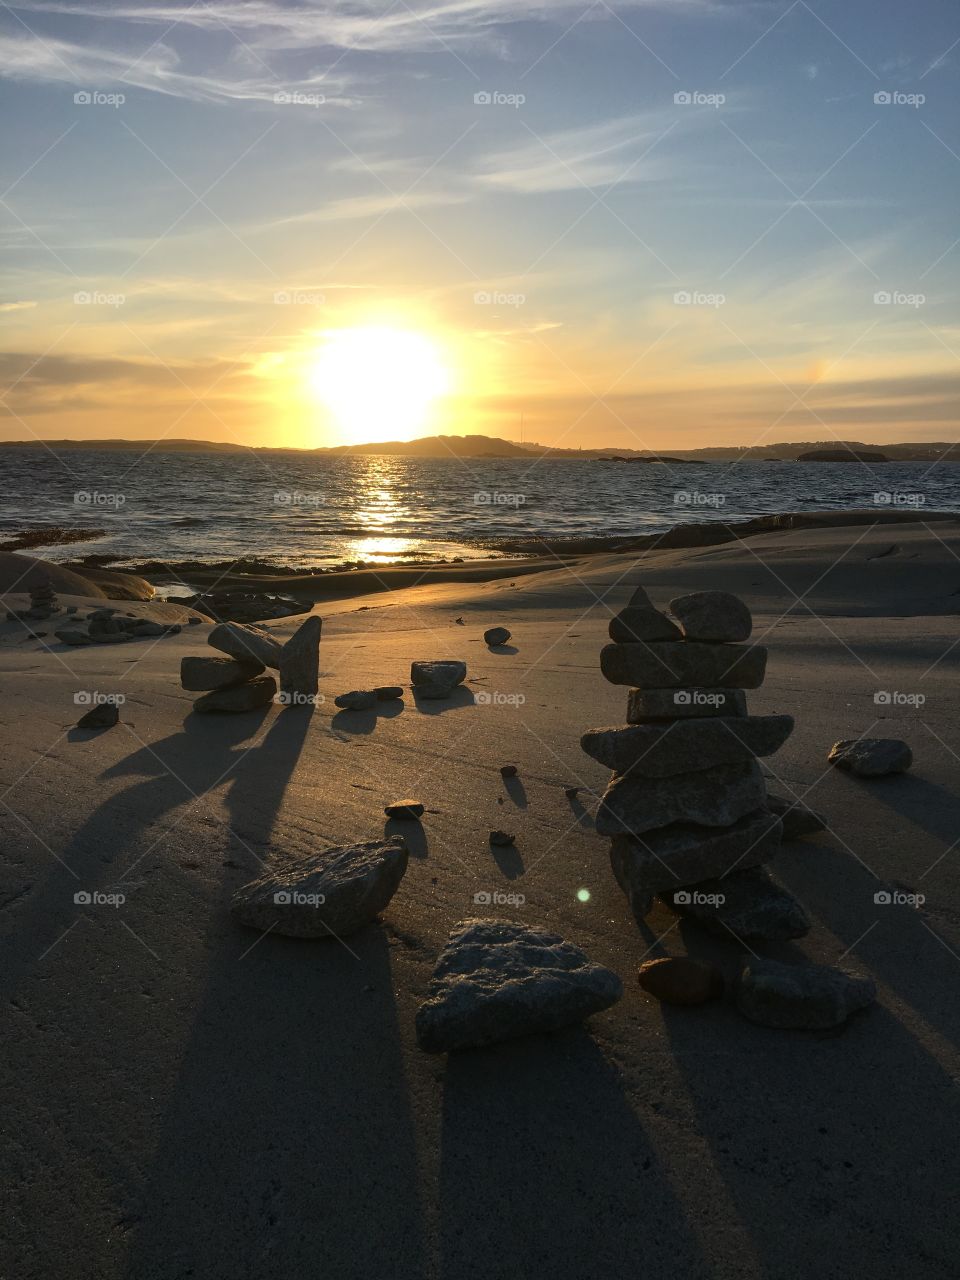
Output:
[[670, 591, 753, 643], [600, 641, 767, 689], [208, 621, 282, 669], [180, 655, 265, 691], [411, 660, 466, 699], [660, 865, 810, 940], [129, 622, 166, 637], [374, 685, 404, 701], [608, 607, 681, 644], [55, 629, 91, 646], [194, 675, 277, 713], [231, 836, 408, 939], [90, 631, 131, 644], [828, 738, 912, 777], [582, 715, 793, 776], [609, 808, 782, 917], [334, 690, 377, 710], [766, 792, 827, 840], [735, 956, 876, 1029], [484, 626, 511, 646], [596, 759, 767, 837], [627, 687, 747, 721], [385, 800, 424, 819], [89, 617, 123, 637], [77, 702, 119, 729], [415, 919, 622, 1053], [279, 615, 322, 701]]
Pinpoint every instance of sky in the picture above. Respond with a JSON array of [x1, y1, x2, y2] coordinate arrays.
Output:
[[1, 0, 958, 452]]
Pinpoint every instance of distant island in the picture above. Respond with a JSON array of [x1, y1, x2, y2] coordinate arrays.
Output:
[[0, 434, 957, 462]]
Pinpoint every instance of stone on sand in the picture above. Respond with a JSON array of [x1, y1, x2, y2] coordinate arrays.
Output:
[[581, 715, 794, 777], [76, 702, 119, 730], [193, 675, 277, 713], [55, 629, 91, 646], [279, 615, 321, 700], [638, 957, 722, 1006], [484, 626, 511, 646], [335, 690, 377, 710], [231, 836, 409, 939], [626, 687, 747, 721], [828, 738, 912, 777], [411, 659, 466, 699], [600, 641, 767, 690], [208, 621, 282, 669], [181, 655, 264, 691], [596, 759, 767, 837], [384, 800, 424, 820], [660, 865, 810, 941], [669, 591, 753, 643], [735, 956, 876, 1030], [608, 607, 681, 644], [766, 792, 827, 840], [374, 685, 404, 701], [415, 919, 622, 1053]]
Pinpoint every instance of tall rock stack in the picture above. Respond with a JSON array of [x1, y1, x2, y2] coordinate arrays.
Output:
[[582, 587, 811, 941]]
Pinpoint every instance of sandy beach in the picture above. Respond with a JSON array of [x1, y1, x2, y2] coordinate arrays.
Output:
[[2, 517, 959, 1280]]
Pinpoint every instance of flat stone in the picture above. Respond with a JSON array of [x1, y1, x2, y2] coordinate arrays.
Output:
[[208, 621, 282, 669], [231, 836, 409, 939], [411, 660, 466, 699], [484, 626, 511, 646], [828, 738, 912, 777], [279, 615, 322, 700], [601, 642, 767, 689], [596, 759, 767, 837], [415, 919, 623, 1053], [670, 591, 753, 642], [660, 865, 810, 940], [766, 792, 827, 840], [627, 687, 748, 721], [334, 690, 377, 710], [609, 808, 782, 917], [385, 800, 424, 819], [735, 956, 876, 1030], [193, 675, 277, 713], [374, 685, 404, 700], [76, 703, 119, 729], [54, 629, 91, 646], [181, 655, 265, 691], [608, 607, 682, 644], [638, 958, 723, 1006], [582, 715, 793, 776]]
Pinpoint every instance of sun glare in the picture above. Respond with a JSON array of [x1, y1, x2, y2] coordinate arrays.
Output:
[[310, 326, 451, 444]]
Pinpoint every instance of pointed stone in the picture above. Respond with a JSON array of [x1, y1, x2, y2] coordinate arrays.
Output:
[[208, 621, 282, 668], [669, 591, 753, 642], [627, 687, 747, 721], [735, 957, 875, 1029], [582, 715, 793, 776], [279, 614, 321, 701], [600, 641, 767, 689], [608, 607, 681, 643], [659, 865, 810, 940], [627, 585, 654, 608], [596, 760, 767, 837]]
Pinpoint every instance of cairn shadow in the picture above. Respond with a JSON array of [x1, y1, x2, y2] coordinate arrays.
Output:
[[384, 816, 429, 858], [412, 686, 475, 715], [836, 772, 959, 847], [502, 775, 528, 808], [486, 643, 519, 655]]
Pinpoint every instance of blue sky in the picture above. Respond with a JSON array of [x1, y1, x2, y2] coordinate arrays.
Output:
[[1, 0, 958, 449]]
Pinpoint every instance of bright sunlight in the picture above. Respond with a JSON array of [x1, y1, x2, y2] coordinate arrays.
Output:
[[310, 327, 451, 444]]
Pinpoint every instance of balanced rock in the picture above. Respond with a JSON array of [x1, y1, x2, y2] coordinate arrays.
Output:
[[601, 641, 767, 690], [735, 957, 876, 1030], [627, 687, 747, 721], [76, 702, 119, 730], [231, 836, 409, 938], [828, 738, 911, 777], [766, 792, 827, 840], [582, 715, 793, 777], [415, 919, 622, 1053], [670, 591, 752, 643], [411, 659, 466, 699], [660, 865, 810, 941], [384, 800, 424, 820], [608, 607, 681, 644], [484, 626, 511, 646], [208, 621, 282, 669], [638, 957, 722, 1006], [181, 655, 264, 691], [596, 760, 767, 837], [194, 675, 277, 713], [335, 690, 377, 710], [279, 615, 321, 701], [609, 809, 782, 918]]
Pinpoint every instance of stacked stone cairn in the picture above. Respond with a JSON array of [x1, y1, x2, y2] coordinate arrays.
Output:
[[582, 586, 812, 942], [180, 617, 322, 713]]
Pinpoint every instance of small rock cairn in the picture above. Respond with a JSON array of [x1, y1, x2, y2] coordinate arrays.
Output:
[[582, 585, 812, 941], [181, 617, 321, 713]]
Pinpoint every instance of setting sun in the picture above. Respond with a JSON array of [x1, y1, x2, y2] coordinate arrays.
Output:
[[310, 327, 451, 444]]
